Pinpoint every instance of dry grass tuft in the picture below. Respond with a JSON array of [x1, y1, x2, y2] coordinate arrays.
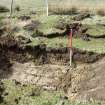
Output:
[[96, 9, 105, 16], [49, 4, 78, 15], [48, 0, 105, 15]]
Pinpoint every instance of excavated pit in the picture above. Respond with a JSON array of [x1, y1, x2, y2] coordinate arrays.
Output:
[[1, 21, 105, 102], [59, 57, 105, 102], [0, 35, 104, 78]]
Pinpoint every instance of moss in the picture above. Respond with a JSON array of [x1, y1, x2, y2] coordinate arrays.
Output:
[[86, 24, 105, 36], [1, 80, 105, 105], [0, 80, 68, 105]]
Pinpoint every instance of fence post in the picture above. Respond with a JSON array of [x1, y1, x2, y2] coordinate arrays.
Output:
[[45, 0, 48, 16], [10, 0, 14, 18]]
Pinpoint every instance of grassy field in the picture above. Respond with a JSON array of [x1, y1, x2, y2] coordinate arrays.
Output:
[[1, 80, 67, 105], [28, 36, 105, 53]]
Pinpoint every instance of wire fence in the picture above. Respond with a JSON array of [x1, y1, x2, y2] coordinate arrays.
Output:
[[0, 0, 105, 17], [0, 0, 46, 17], [48, 0, 105, 15]]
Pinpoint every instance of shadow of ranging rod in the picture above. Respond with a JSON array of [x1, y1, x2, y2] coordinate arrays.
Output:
[[69, 0, 73, 68], [69, 29, 73, 67]]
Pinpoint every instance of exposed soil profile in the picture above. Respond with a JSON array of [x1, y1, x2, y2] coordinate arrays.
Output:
[[60, 57, 105, 102], [0, 34, 105, 102]]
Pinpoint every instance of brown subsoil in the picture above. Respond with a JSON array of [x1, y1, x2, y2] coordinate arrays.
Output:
[[9, 63, 66, 90], [59, 57, 105, 102]]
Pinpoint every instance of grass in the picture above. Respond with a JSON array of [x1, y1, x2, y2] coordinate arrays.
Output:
[[49, 5, 78, 15], [30, 15, 105, 36], [1, 80, 69, 105], [54, 38, 105, 53], [11, 14, 72, 35], [86, 24, 105, 36], [28, 36, 105, 53], [17, 14, 105, 54], [1, 12, 105, 54], [0, 0, 44, 9], [1, 80, 105, 105], [73, 38, 105, 53], [0, 0, 45, 17]]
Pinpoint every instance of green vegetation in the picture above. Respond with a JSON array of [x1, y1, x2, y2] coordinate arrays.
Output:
[[1, 9, 105, 54], [86, 25, 105, 36], [28, 37, 105, 53], [1, 80, 69, 105], [38, 15, 60, 35], [73, 38, 105, 53], [1, 80, 105, 105], [31, 15, 72, 35]]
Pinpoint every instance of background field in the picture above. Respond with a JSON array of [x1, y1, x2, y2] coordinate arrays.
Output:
[[0, 0, 105, 14]]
